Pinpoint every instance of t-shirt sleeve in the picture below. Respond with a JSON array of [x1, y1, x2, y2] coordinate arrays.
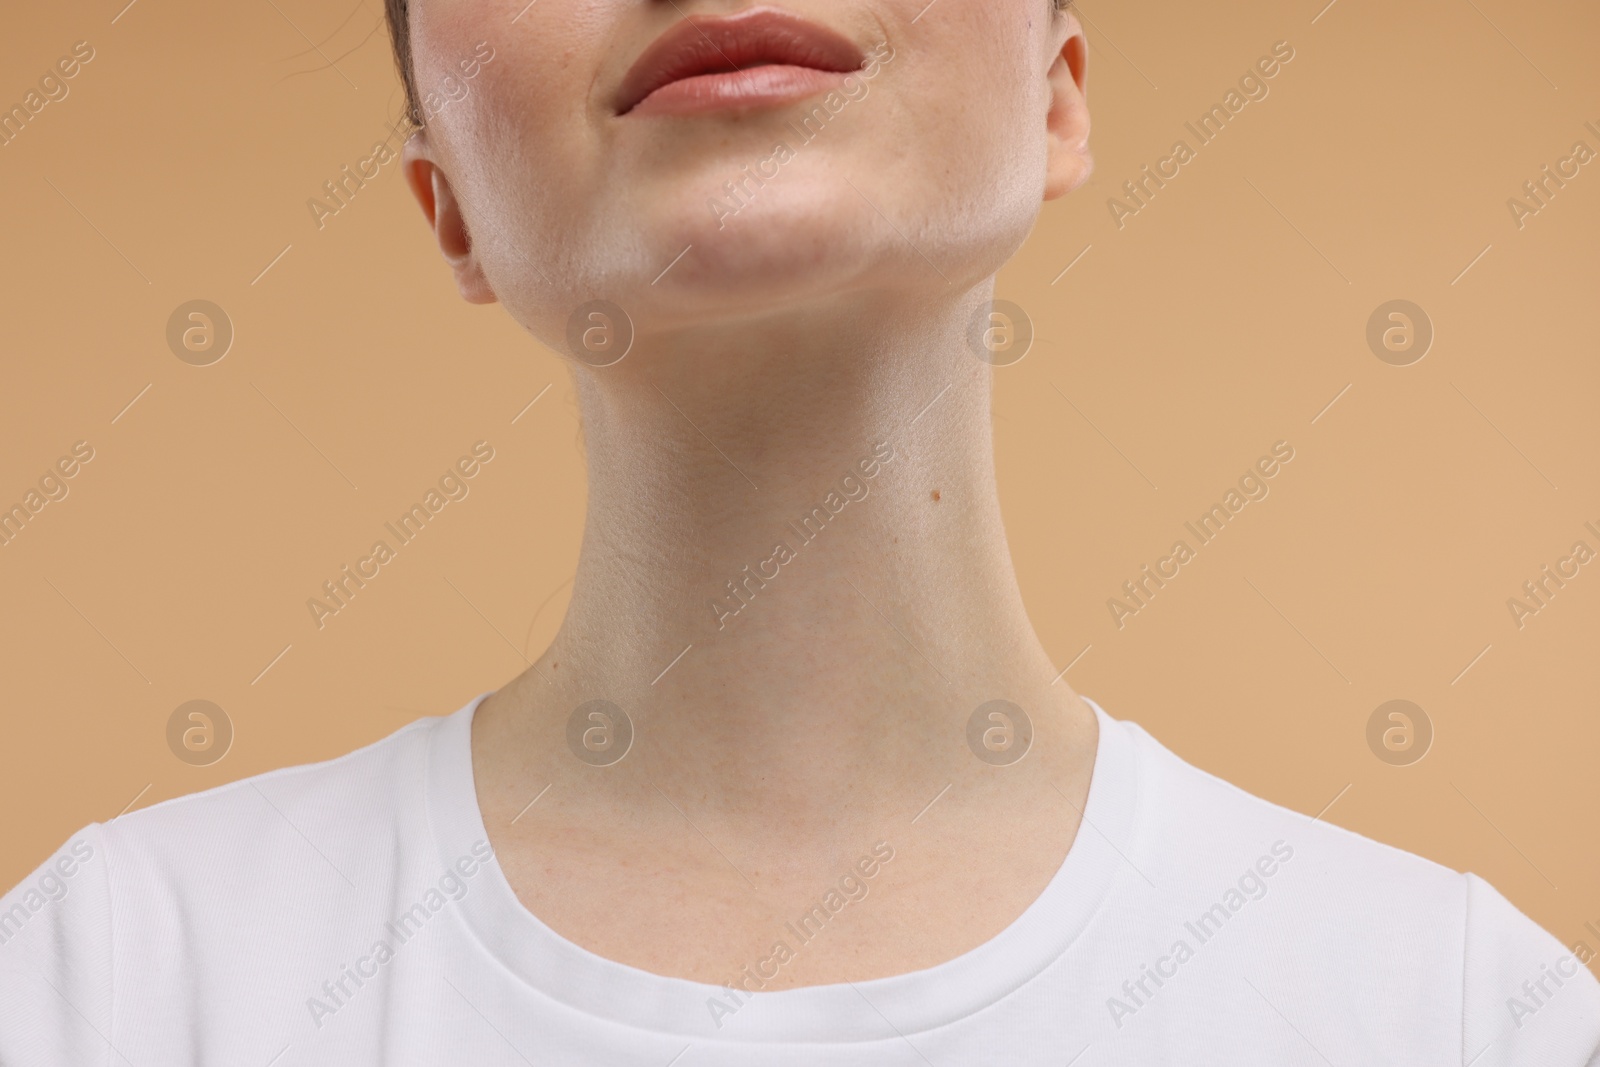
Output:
[[1461, 872, 1600, 1066], [0, 823, 116, 1067]]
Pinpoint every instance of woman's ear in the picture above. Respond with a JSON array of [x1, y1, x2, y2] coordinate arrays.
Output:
[[1044, 14, 1093, 201], [401, 132, 499, 305]]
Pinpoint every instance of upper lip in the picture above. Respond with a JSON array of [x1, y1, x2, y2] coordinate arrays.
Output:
[[615, 6, 866, 115]]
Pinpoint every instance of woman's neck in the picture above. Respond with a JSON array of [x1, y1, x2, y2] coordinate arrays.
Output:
[[485, 288, 1096, 831]]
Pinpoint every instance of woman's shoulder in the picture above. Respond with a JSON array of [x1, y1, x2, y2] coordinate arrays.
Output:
[[1099, 707, 1600, 1061], [0, 702, 478, 1060], [1093, 704, 1578, 957], [3, 701, 470, 931], [1106, 710, 1466, 898], [103, 703, 472, 893]]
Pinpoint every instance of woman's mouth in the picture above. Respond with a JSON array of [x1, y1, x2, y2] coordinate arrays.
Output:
[[615, 6, 868, 118]]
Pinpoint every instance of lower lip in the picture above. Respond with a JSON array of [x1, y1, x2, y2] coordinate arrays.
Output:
[[627, 65, 852, 117]]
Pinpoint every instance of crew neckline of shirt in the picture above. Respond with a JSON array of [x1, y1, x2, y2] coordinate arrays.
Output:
[[425, 691, 1142, 1044]]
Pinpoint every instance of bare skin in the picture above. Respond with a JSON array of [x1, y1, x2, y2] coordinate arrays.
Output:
[[403, 0, 1097, 987], [468, 307, 1100, 986]]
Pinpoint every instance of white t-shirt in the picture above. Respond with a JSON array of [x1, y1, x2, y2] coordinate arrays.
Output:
[[3, 694, 1597, 1065]]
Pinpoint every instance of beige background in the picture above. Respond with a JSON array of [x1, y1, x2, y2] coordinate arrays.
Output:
[[2, 0, 1597, 968]]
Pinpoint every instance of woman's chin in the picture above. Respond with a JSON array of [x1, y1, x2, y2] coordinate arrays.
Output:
[[637, 188, 939, 308], [502, 184, 981, 353]]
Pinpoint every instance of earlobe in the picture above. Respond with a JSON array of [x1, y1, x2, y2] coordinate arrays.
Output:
[[1044, 20, 1093, 202], [401, 136, 499, 305]]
